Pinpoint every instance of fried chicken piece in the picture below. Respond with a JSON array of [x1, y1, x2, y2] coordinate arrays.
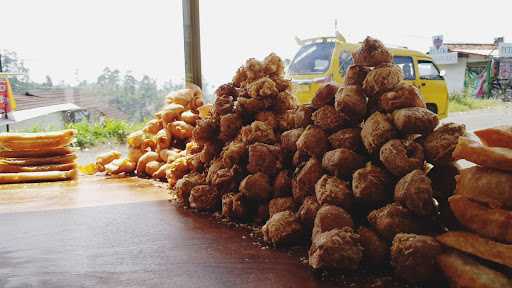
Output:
[[345, 65, 371, 86], [334, 85, 367, 123], [175, 172, 205, 207], [358, 226, 389, 266], [380, 139, 424, 177], [247, 77, 278, 98], [453, 136, 512, 172], [309, 227, 363, 270], [352, 162, 392, 206], [390, 233, 442, 283], [240, 121, 277, 145], [423, 123, 465, 166], [322, 148, 365, 179], [392, 107, 439, 136], [297, 196, 320, 231], [268, 197, 295, 217], [247, 143, 281, 176], [368, 203, 424, 241], [327, 127, 362, 152], [239, 172, 272, 202], [315, 175, 353, 209], [193, 118, 219, 145], [280, 128, 304, 153], [221, 141, 247, 168], [311, 105, 350, 131], [262, 211, 303, 245], [352, 36, 393, 67], [361, 111, 398, 154], [394, 170, 434, 216], [379, 82, 426, 112], [474, 125, 512, 149], [189, 185, 221, 211], [272, 170, 292, 197], [218, 113, 243, 142], [363, 64, 403, 96], [292, 158, 323, 203], [312, 205, 354, 241], [263, 52, 285, 77], [296, 125, 329, 158], [311, 83, 339, 108]]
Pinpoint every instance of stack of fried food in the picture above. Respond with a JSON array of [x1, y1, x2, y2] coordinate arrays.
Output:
[[0, 129, 78, 184], [93, 85, 210, 179], [434, 126, 512, 288]]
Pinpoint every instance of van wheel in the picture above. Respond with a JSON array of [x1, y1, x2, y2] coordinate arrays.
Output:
[[426, 103, 438, 114]]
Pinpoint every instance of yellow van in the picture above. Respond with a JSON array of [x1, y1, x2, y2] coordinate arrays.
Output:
[[287, 36, 449, 118]]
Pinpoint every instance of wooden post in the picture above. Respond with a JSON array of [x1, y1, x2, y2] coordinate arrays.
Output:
[[182, 0, 202, 89]]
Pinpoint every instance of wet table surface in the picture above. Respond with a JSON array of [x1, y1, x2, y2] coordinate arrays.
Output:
[[0, 175, 421, 288]]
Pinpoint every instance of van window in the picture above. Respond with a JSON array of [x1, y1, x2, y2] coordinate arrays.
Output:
[[339, 50, 353, 76], [418, 60, 443, 80], [288, 42, 335, 74], [394, 56, 415, 80]]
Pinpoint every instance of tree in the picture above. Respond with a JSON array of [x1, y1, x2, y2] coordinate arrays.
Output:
[[44, 75, 53, 88], [0, 50, 33, 92]]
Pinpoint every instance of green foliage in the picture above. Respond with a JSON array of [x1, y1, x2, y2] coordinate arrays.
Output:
[[448, 92, 500, 112], [66, 118, 143, 149]]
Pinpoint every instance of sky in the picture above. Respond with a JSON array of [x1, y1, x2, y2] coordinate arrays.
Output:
[[2, 0, 512, 88]]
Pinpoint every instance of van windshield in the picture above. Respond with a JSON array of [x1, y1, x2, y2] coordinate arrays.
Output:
[[288, 42, 335, 74]]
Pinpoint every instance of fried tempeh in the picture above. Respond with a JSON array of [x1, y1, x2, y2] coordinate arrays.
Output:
[[452, 136, 512, 172], [0, 154, 77, 166], [0, 169, 78, 184], [0, 129, 76, 150], [437, 251, 512, 288], [0, 162, 76, 173], [474, 125, 512, 149], [0, 147, 73, 158], [437, 231, 512, 269], [449, 195, 512, 243]]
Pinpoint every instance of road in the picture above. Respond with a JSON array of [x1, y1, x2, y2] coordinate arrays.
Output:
[[443, 103, 512, 131]]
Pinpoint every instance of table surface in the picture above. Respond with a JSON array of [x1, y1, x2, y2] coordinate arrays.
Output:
[[0, 175, 425, 288]]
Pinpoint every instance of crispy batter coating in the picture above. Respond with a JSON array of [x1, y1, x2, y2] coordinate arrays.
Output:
[[166, 157, 191, 187], [309, 227, 363, 270], [272, 76, 292, 93], [452, 136, 512, 172], [293, 105, 315, 128], [185, 141, 203, 156], [276, 110, 296, 131], [297, 196, 320, 230], [263, 52, 285, 77], [315, 175, 353, 209], [175, 172, 205, 207], [219, 113, 243, 142], [474, 125, 512, 149], [328, 128, 362, 152], [363, 64, 403, 96], [221, 141, 247, 168], [211, 165, 240, 194], [240, 121, 277, 145], [215, 83, 238, 99], [358, 226, 388, 266], [390, 233, 442, 283], [335, 85, 367, 123], [367, 203, 424, 241], [232, 66, 248, 88], [352, 162, 392, 206], [352, 36, 393, 67], [274, 91, 296, 113], [311, 105, 350, 131], [189, 185, 220, 211], [247, 77, 278, 98], [392, 107, 439, 136], [268, 197, 296, 217], [292, 158, 323, 203], [379, 82, 425, 112], [322, 148, 365, 179], [345, 65, 371, 86], [311, 83, 339, 108], [254, 111, 277, 129], [235, 96, 272, 114], [244, 58, 264, 82], [280, 128, 304, 153], [262, 211, 303, 245], [361, 111, 398, 154], [423, 122, 465, 166], [199, 141, 221, 165], [247, 143, 281, 176], [193, 118, 219, 145], [394, 170, 434, 216], [380, 139, 424, 177], [273, 170, 292, 197], [239, 172, 272, 202], [312, 205, 354, 241], [296, 125, 329, 158], [213, 94, 234, 117]]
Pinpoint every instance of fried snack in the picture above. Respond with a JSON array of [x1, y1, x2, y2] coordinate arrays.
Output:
[[449, 195, 512, 243], [423, 122, 466, 165], [168, 121, 194, 139], [437, 231, 512, 269], [437, 251, 512, 288], [309, 227, 363, 270], [361, 111, 398, 154], [452, 136, 512, 172], [247, 77, 278, 98], [274, 91, 296, 113], [180, 110, 199, 126], [0, 129, 76, 150], [254, 111, 277, 129], [160, 103, 186, 125], [474, 125, 512, 149], [166, 86, 202, 108], [0, 162, 76, 173], [0, 147, 73, 158], [213, 94, 234, 117], [322, 148, 365, 179], [358, 227, 388, 266], [144, 161, 163, 177], [312, 205, 353, 240], [219, 113, 243, 142], [135, 151, 159, 177], [95, 150, 122, 172], [206, 158, 224, 183], [160, 148, 182, 164], [297, 196, 320, 229], [311, 83, 338, 108], [352, 36, 393, 67], [210, 165, 239, 194], [175, 172, 205, 207], [141, 138, 156, 151], [296, 125, 329, 158], [379, 82, 425, 112], [197, 103, 213, 119], [292, 158, 323, 203], [255, 203, 270, 224], [247, 143, 281, 176], [221, 193, 236, 218], [394, 170, 434, 216], [293, 105, 315, 128], [380, 139, 424, 177], [240, 121, 277, 145], [352, 162, 392, 206], [334, 85, 367, 123], [221, 141, 247, 168], [185, 141, 203, 155], [280, 128, 304, 152], [239, 172, 272, 202], [199, 141, 221, 164], [127, 130, 145, 148], [312, 105, 350, 131], [152, 163, 171, 180], [167, 157, 191, 186], [315, 175, 352, 209], [188, 185, 220, 211], [262, 211, 303, 245], [263, 52, 285, 76], [368, 203, 424, 241], [235, 96, 272, 114], [363, 64, 403, 96], [0, 154, 77, 166], [328, 127, 362, 151], [126, 147, 144, 163], [390, 233, 442, 283], [273, 170, 292, 197], [105, 158, 136, 175], [392, 107, 439, 135], [193, 118, 218, 145], [143, 119, 163, 135], [0, 169, 78, 184], [292, 150, 308, 168], [268, 197, 295, 217], [155, 129, 171, 151], [455, 166, 512, 209], [345, 65, 371, 86]]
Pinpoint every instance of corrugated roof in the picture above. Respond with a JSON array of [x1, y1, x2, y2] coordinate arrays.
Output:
[[445, 43, 499, 57]]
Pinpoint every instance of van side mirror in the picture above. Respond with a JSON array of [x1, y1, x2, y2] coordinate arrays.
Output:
[[440, 70, 446, 77]]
